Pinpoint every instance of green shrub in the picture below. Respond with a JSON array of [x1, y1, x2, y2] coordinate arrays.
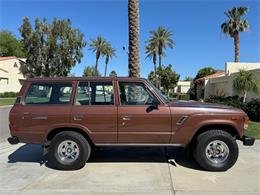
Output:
[[205, 96, 260, 122], [0, 92, 19, 98], [179, 94, 190, 100], [246, 99, 260, 122]]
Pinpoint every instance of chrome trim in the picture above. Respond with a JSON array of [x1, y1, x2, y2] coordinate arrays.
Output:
[[32, 116, 48, 120], [95, 143, 183, 147]]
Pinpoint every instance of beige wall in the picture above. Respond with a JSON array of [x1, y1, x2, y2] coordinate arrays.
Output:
[[225, 62, 260, 76], [0, 58, 26, 93], [174, 81, 191, 93], [204, 63, 260, 101]]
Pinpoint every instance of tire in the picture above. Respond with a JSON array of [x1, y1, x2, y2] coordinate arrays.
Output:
[[193, 130, 238, 171], [48, 131, 91, 170]]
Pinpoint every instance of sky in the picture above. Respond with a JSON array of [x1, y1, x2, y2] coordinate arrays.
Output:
[[0, 0, 259, 79]]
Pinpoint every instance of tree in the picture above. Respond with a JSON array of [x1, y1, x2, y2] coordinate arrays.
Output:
[[147, 27, 175, 69], [128, 0, 140, 77], [221, 7, 249, 62], [83, 66, 101, 77], [109, 70, 117, 77], [184, 76, 193, 81], [0, 31, 26, 57], [19, 17, 86, 77], [233, 70, 259, 102], [147, 26, 175, 87], [103, 42, 116, 77], [194, 67, 216, 81], [89, 36, 107, 72], [145, 42, 158, 87], [148, 64, 179, 96]]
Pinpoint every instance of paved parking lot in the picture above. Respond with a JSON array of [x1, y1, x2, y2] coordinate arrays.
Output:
[[0, 140, 259, 195], [0, 106, 259, 194]]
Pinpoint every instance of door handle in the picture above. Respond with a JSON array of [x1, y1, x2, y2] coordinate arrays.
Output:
[[73, 115, 83, 121], [122, 116, 132, 121], [32, 116, 48, 120]]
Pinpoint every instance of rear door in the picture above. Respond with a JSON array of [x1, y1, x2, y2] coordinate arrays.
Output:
[[17, 82, 74, 142], [70, 80, 117, 143]]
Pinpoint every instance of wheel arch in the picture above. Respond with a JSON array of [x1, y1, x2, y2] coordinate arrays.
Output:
[[191, 124, 239, 144], [46, 127, 94, 147]]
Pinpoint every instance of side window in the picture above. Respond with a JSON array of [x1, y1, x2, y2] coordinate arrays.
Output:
[[119, 82, 158, 105], [25, 83, 72, 105], [75, 82, 90, 105], [90, 82, 114, 105]]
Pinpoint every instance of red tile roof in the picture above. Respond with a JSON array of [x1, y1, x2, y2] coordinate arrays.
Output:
[[0, 68, 9, 73], [195, 71, 225, 83], [0, 56, 17, 61]]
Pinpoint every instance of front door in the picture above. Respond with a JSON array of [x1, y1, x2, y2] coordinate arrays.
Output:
[[117, 81, 171, 144]]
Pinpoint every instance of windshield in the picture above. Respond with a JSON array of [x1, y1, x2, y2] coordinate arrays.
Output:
[[146, 80, 171, 103]]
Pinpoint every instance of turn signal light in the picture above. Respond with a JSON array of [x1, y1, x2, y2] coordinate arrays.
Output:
[[244, 116, 249, 130]]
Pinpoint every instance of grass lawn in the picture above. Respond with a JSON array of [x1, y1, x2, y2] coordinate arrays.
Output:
[[245, 121, 260, 139], [0, 98, 15, 106]]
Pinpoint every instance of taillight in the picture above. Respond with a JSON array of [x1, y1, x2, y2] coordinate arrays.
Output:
[[244, 116, 249, 130]]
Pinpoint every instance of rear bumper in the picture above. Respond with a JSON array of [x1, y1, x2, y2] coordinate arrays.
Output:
[[7, 136, 19, 145], [241, 136, 255, 146]]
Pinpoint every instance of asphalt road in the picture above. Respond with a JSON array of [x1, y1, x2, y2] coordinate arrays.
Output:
[[0, 106, 11, 143]]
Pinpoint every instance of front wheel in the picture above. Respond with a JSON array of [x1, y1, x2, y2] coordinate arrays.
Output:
[[48, 131, 91, 170], [193, 130, 239, 171]]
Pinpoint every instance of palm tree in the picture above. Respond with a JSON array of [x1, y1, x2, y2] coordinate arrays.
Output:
[[145, 42, 158, 87], [233, 70, 259, 102], [89, 36, 107, 71], [83, 66, 101, 77], [221, 7, 249, 62], [128, 0, 140, 77], [148, 26, 175, 69], [147, 26, 175, 88], [103, 42, 116, 77]]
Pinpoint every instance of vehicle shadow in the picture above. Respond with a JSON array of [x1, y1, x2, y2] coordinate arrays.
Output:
[[7, 144, 203, 171], [8, 144, 46, 165]]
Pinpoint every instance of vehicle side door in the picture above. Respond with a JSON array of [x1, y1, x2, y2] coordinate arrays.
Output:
[[17, 82, 74, 143], [70, 81, 117, 144], [117, 81, 172, 144]]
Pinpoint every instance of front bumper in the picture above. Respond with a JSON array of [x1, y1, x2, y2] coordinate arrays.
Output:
[[241, 136, 255, 146]]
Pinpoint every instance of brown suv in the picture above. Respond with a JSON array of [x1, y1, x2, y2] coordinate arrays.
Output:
[[8, 77, 254, 171]]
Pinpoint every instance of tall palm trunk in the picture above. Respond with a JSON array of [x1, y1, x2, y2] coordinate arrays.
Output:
[[104, 62, 108, 77], [95, 57, 99, 72], [234, 32, 240, 62], [128, 0, 140, 77], [243, 90, 247, 103], [158, 54, 162, 88], [153, 62, 157, 87]]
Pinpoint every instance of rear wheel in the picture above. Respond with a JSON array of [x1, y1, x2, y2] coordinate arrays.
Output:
[[48, 131, 91, 170], [193, 130, 238, 171]]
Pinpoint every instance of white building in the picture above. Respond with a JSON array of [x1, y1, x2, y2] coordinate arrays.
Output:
[[174, 81, 191, 93], [195, 62, 260, 101], [0, 56, 26, 93]]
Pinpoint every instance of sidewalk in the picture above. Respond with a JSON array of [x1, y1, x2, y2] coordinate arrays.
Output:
[[0, 141, 259, 194]]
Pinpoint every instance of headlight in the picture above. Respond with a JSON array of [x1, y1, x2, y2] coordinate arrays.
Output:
[[244, 116, 249, 130]]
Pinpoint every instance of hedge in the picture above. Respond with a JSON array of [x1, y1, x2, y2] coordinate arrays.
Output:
[[0, 92, 19, 98], [205, 95, 260, 122]]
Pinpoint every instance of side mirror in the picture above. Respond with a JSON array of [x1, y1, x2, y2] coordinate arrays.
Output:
[[146, 101, 159, 112]]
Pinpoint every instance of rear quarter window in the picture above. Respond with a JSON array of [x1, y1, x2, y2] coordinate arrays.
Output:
[[24, 83, 73, 105]]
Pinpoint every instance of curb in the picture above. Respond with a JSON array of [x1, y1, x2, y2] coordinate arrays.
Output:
[[0, 105, 13, 108]]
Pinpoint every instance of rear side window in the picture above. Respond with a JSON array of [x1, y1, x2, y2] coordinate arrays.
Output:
[[75, 81, 114, 105], [24, 83, 72, 105]]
